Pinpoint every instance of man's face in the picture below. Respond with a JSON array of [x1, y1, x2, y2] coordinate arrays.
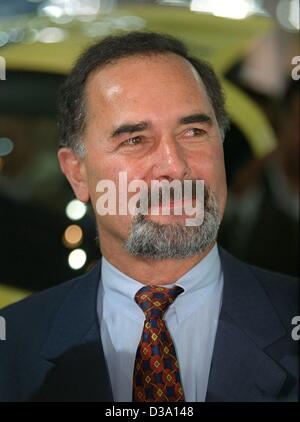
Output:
[[74, 53, 227, 252]]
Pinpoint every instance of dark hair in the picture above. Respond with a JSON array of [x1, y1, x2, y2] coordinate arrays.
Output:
[[58, 31, 229, 154]]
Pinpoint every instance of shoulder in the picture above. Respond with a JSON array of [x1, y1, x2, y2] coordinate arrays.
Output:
[[220, 246, 298, 294], [220, 247, 299, 327], [246, 263, 298, 320], [247, 263, 298, 294], [2, 276, 79, 324], [0, 263, 101, 401], [0, 262, 100, 343]]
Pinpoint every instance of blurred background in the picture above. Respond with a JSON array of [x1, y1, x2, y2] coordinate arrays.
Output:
[[0, 0, 299, 307]]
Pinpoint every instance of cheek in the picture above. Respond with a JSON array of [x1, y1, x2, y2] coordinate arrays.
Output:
[[84, 156, 144, 215], [191, 146, 225, 181], [207, 148, 227, 212], [190, 147, 227, 209], [208, 149, 227, 197]]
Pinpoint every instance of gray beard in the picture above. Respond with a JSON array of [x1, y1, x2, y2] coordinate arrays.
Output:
[[124, 189, 220, 259]]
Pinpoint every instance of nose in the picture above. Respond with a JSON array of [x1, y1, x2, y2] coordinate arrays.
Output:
[[151, 135, 190, 181]]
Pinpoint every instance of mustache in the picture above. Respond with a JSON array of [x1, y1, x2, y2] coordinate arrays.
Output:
[[135, 180, 210, 209]]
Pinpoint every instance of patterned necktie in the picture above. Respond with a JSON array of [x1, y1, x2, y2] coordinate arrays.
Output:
[[132, 285, 185, 402]]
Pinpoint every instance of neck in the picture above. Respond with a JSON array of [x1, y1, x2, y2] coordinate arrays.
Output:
[[99, 232, 216, 285]]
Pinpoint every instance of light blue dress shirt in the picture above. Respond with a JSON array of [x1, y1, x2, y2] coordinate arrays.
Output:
[[97, 243, 223, 402]]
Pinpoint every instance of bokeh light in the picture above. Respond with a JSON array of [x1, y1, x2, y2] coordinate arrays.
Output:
[[68, 249, 87, 270], [0, 138, 14, 156], [63, 224, 83, 248], [66, 199, 87, 221]]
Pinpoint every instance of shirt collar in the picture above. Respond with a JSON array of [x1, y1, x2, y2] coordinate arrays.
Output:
[[101, 243, 222, 323], [172, 243, 221, 294]]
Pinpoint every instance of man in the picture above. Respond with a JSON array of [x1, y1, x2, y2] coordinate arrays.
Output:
[[0, 32, 298, 402]]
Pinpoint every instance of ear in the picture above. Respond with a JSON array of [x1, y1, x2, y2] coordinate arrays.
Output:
[[57, 148, 90, 203]]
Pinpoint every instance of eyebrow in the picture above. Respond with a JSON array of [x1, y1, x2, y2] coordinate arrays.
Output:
[[110, 113, 212, 138], [111, 121, 150, 138], [179, 113, 212, 126]]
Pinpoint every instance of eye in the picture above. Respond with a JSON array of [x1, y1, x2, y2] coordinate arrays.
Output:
[[184, 127, 207, 137], [121, 136, 143, 146]]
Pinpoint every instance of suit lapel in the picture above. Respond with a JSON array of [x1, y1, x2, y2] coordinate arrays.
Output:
[[206, 248, 289, 402], [28, 248, 294, 402], [31, 262, 113, 402]]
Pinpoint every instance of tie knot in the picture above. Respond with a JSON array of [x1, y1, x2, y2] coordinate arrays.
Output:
[[135, 285, 184, 319]]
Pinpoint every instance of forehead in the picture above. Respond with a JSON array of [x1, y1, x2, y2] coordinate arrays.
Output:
[[85, 53, 212, 117]]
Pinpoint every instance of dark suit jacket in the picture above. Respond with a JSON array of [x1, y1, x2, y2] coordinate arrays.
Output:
[[0, 248, 298, 402]]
